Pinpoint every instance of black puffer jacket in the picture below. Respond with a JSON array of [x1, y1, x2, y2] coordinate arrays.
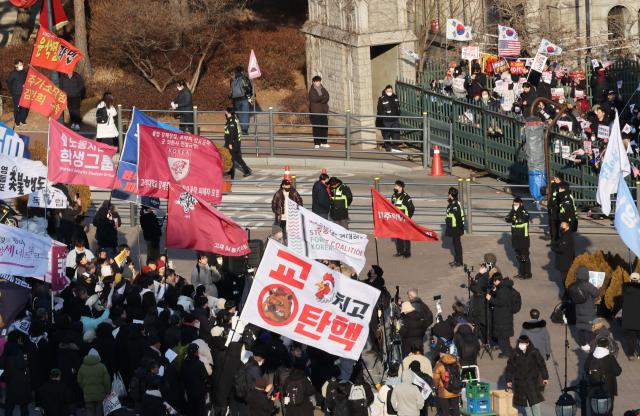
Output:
[[621, 281, 640, 331], [59, 72, 85, 99], [1, 341, 31, 405], [573, 270, 599, 332], [505, 345, 548, 407], [490, 279, 515, 339], [7, 69, 27, 96]]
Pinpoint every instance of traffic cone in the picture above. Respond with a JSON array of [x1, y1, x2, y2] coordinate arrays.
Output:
[[431, 145, 444, 176], [283, 166, 292, 181]]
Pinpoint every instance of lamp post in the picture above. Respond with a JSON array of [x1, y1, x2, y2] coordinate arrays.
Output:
[[529, 97, 569, 204], [555, 305, 577, 416]]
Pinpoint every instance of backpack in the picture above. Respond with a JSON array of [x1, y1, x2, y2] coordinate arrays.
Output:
[[347, 384, 368, 411], [96, 106, 108, 124], [231, 76, 250, 99], [510, 287, 522, 314], [443, 363, 463, 394], [568, 282, 588, 304], [233, 365, 249, 400], [285, 378, 306, 406], [385, 387, 398, 415]]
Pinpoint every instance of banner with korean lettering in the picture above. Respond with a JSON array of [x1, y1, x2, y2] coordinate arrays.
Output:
[[115, 109, 181, 195], [241, 240, 380, 360], [28, 186, 68, 209], [0, 154, 47, 199], [286, 200, 368, 273], [45, 240, 69, 292], [47, 120, 117, 188], [0, 223, 51, 278], [138, 125, 223, 204], [0, 275, 32, 330], [371, 188, 438, 241], [30, 27, 83, 75], [19, 67, 67, 119]]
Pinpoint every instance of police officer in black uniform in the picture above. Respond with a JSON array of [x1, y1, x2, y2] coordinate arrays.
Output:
[[224, 107, 252, 179], [547, 172, 564, 242], [445, 187, 464, 267], [391, 180, 415, 258], [505, 197, 532, 279], [329, 177, 353, 229], [376, 85, 401, 152], [557, 182, 577, 232]]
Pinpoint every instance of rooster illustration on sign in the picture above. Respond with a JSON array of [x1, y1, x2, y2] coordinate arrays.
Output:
[[315, 273, 336, 303]]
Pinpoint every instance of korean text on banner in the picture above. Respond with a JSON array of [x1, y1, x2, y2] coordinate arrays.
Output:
[[19, 67, 67, 119], [166, 184, 249, 256], [461, 46, 479, 60], [530, 53, 548, 74], [45, 240, 69, 292], [0, 223, 51, 278], [115, 109, 181, 195], [0, 154, 47, 199], [30, 26, 83, 75], [287, 202, 369, 273], [241, 240, 380, 360], [371, 188, 438, 241], [138, 125, 223, 204], [28, 187, 68, 209], [0, 121, 29, 158], [0, 275, 32, 329], [48, 120, 117, 189]]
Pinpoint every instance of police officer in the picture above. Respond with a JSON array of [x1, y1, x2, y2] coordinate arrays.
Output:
[[391, 180, 414, 258], [376, 85, 401, 152], [505, 197, 532, 279], [328, 177, 353, 229], [224, 107, 252, 179], [445, 187, 464, 267], [547, 172, 564, 242], [556, 182, 577, 232]]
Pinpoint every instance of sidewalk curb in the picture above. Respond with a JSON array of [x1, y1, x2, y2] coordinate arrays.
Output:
[[244, 156, 424, 172]]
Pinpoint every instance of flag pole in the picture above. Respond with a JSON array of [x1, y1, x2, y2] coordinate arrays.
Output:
[[371, 180, 381, 266]]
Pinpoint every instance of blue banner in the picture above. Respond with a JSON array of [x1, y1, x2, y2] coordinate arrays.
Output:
[[614, 173, 640, 259], [0, 121, 30, 159], [114, 109, 180, 194]]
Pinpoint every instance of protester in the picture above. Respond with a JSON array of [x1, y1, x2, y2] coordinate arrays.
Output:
[[140, 207, 162, 262], [248, 377, 276, 416], [433, 349, 462, 416], [520, 309, 551, 360], [445, 187, 464, 267], [60, 71, 86, 131], [585, 337, 622, 415], [505, 335, 549, 416], [230, 66, 253, 134], [77, 348, 111, 416], [402, 343, 433, 377], [2, 332, 31, 416], [282, 362, 316, 416], [329, 176, 353, 229], [376, 85, 402, 152], [59, 193, 84, 247], [271, 179, 303, 241], [35, 368, 74, 416], [311, 173, 331, 219], [392, 180, 415, 258], [93, 202, 121, 257], [171, 80, 194, 133], [309, 75, 330, 148], [7, 59, 28, 127], [191, 253, 222, 298], [391, 363, 424, 416], [96, 92, 119, 148], [182, 343, 209, 416], [622, 272, 640, 360]]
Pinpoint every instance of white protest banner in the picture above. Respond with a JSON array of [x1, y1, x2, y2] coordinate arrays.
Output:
[[241, 239, 380, 360], [0, 154, 47, 199], [597, 125, 610, 139], [28, 187, 68, 209], [530, 53, 547, 74], [461, 46, 479, 60], [0, 223, 51, 277]]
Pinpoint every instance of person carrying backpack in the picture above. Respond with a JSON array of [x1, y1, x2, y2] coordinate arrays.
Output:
[[348, 368, 374, 416], [230, 66, 253, 135], [584, 337, 622, 416], [374, 363, 401, 416], [390, 364, 424, 416], [432, 351, 462, 416], [231, 348, 265, 416], [570, 266, 600, 353], [282, 365, 316, 416]]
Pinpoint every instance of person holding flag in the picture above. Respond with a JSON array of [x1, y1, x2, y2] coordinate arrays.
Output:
[[445, 187, 465, 267], [391, 180, 415, 258]]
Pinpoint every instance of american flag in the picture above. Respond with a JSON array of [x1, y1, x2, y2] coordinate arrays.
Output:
[[498, 40, 521, 57]]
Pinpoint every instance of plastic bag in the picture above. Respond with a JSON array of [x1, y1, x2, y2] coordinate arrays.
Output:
[[112, 372, 127, 398]]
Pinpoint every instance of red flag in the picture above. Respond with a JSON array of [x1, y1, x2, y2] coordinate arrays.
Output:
[[166, 183, 250, 256], [40, 0, 68, 31], [46, 240, 69, 292], [371, 188, 438, 241], [31, 27, 84, 75], [47, 120, 117, 188], [138, 125, 223, 204], [19, 67, 67, 119], [9, 0, 38, 8]]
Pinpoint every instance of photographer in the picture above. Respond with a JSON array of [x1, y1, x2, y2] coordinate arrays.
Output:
[[399, 302, 429, 357], [407, 288, 434, 330], [486, 273, 515, 358], [469, 254, 499, 343]]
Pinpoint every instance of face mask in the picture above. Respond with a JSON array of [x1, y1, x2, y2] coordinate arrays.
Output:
[[518, 343, 527, 352], [482, 95, 489, 100], [386, 91, 392, 96], [513, 204, 519, 210]]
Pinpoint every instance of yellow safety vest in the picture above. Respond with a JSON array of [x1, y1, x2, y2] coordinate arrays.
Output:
[[512, 221, 529, 237], [333, 185, 349, 208], [224, 117, 241, 141], [446, 202, 465, 227], [393, 194, 409, 215]]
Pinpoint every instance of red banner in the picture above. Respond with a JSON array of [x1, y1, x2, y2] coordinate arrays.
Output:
[[39, 0, 68, 30], [138, 125, 223, 204], [166, 184, 249, 256], [371, 188, 438, 241], [19, 67, 67, 119], [30, 27, 83, 75], [46, 240, 69, 292], [47, 120, 117, 188]]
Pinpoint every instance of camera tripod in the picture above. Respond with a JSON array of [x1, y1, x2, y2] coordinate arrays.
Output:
[[463, 265, 494, 360]]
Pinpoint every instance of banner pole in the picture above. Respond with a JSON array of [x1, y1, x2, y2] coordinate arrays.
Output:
[[371, 182, 381, 267]]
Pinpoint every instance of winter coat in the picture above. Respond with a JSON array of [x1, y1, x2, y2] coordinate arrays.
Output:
[[390, 369, 424, 416], [489, 279, 515, 339], [1, 342, 31, 404], [77, 354, 111, 402], [330, 183, 353, 221], [347, 375, 375, 416], [573, 272, 600, 331], [174, 88, 193, 111], [81, 309, 110, 335], [140, 210, 162, 244], [445, 199, 464, 237], [141, 390, 168, 416], [282, 368, 316, 416], [469, 272, 490, 325], [377, 93, 401, 117], [190, 263, 221, 298], [410, 297, 434, 329], [93, 206, 121, 248], [57, 340, 83, 402], [505, 345, 548, 407], [621, 281, 640, 330], [7, 69, 27, 96], [193, 306, 212, 342], [551, 229, 575, 273], [585, 347, 622, 396], [96, 101, 119, 139], [324, 380, 351, 416], [60, 72, 85, 98], [520, 320, 551, 359], [271, 188, 303, 219], [505, 206, 530, 249], [25, 336, 53, 392], [453, 324, 479, 367], [36, 379, 74, 416], [433, 354, 461, 399], [465, 73, 486, 99], [247, 389, 276, 416], [93, 324, 118, 376], [212, 341, 242, 408], [402, 354, 433, 377], [312, 180, 331, 216], [399, 311, 428, 351], [309, 85, 330, 114], [181, 354, 209, 403]]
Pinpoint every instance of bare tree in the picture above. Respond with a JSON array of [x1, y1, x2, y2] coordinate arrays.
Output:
[[73, 0, 92, 77], [91, 0, 240, 93]]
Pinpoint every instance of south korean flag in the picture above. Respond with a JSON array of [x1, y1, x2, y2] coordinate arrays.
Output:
[[446, 19, 472, 41]]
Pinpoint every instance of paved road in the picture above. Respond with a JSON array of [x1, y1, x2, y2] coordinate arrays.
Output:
[[74, 162, 635, 415]]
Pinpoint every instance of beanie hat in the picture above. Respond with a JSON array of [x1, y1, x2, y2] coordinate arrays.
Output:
[[87, 348, 101, 360]]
